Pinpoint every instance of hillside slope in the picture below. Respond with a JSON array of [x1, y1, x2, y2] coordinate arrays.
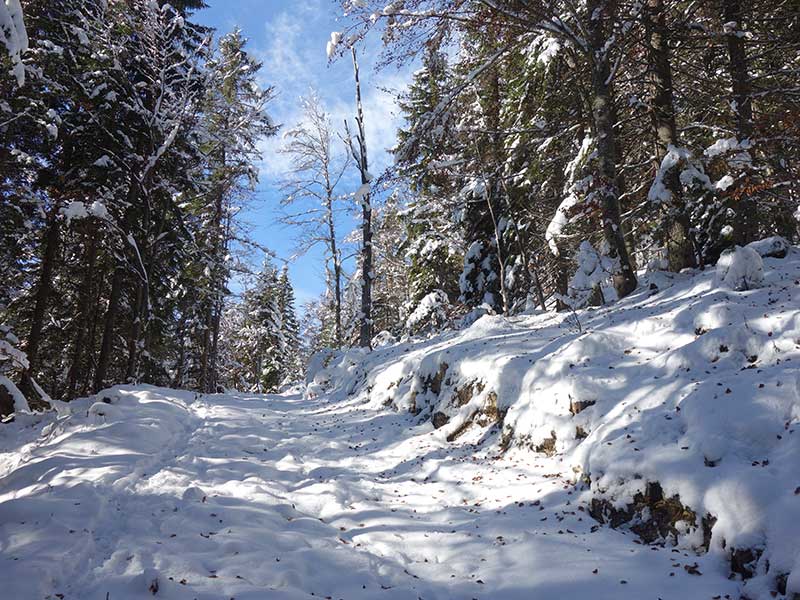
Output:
[[310, 246, 800, 599]]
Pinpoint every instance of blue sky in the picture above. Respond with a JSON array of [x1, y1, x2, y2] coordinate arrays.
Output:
[[195, 1, 412, 307]]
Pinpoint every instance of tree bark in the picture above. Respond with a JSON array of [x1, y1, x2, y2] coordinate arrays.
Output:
[[326, 190, 343, 346], [94, 260, 123, 393], [65, 227, 99, 400], [352, 48, 373, 348], [587, 0, 638, 298], [94, 193, 137, 392], [644, 0, 695, 271], [723, 0, 757, 245], [20, 210, 60, 407], [125, 280, 144, 382]]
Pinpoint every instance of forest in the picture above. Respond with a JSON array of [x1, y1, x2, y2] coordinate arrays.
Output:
[[1, 0, 798, 408], [0, 1, 799, 599]]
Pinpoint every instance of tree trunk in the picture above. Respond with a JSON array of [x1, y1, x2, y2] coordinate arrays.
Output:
[[326, 192, 343, 346], [65, 227, 99, 400], [208, 295, 223, 393], [587, 0, 638, 298], [94, 261, 123, 393], [723, 0, 757, 245], [173, 316, 187, 389], [94, 195, 137, 393], [125, 280, 144, 382], [81, 268, 105, 396], [198, 307, 211, 390], [20, 211, 60, 407], [644, 0, 695, 271], [352, 48, 373, 348]]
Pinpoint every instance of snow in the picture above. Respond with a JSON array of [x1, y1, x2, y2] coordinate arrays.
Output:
[[0, 338, 28, 370], [0, 0, 28, 85], [353, 181, 370, 205], [404, 289, 450, 335], [326, 31, 342, 59], [311, 244, 800, 599], [59, 200, 109, 223], [715, 245, 764, 291], [528, 33, 561, 66], [0, 385, 740, 600], [648, 144, 695, 203], [0, 245, 798, 599], [545, 193, 579, 255], [704, 137, 746, 158], [93, 155, 113, 168], [748, 236, 790, 259], [565, 240, 616, 308], [714, 174, 735, 191]]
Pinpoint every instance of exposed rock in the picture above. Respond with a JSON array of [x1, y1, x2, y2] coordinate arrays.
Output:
[[445, 391, 503, 442], [474, 392, 503, 427], [454, 380, 485, 407], [432, 411, 449, 429], [569, 398, 596, 416], [426, 363, 448, 396], [535, 431, 557, 456], [772, 572, 800, 599], [730, 547, 762, 580], [446, 419, 473, 442], [589, 481, 713, 550]]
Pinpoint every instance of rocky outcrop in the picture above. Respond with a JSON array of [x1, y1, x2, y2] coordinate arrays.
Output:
[[588, 481, 712, 550]]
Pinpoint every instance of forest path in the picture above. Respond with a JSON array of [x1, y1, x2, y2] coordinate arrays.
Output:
[[0, 385, 737, 599]]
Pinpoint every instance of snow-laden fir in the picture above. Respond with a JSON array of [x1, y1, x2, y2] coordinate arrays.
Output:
[[1, 246, 798, 600]]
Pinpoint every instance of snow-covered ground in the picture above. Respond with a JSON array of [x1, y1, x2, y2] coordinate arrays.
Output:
[[309, 245, 800, 599], [0, 386, 741, 600], [0, 246, 797, 599]]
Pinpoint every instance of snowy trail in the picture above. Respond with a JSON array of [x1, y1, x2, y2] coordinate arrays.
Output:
[[0, 385, 740, 599]]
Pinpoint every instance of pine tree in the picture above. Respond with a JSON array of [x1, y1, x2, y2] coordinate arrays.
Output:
[[192, 28, 277, 392]]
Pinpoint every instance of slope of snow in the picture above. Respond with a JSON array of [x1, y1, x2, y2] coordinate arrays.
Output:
[[311, 246, 800, 599]]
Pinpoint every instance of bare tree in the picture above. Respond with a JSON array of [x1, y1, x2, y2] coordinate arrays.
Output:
[[345, 48, 374, 348], [280, 92, 350, 346]]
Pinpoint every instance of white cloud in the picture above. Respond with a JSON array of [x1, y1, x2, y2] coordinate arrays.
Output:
[[250, 4, 412, 184]]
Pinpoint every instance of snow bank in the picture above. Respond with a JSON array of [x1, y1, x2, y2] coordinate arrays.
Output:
[[748, 235, 791, 259], [715, 245, 764, 290], [317, 242, 800, 598]]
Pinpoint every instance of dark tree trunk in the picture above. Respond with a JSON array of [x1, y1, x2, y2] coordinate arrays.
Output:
[[587, 0, 638, 298], [65, 227, 99, 400], [20, 211, 61, 408], [352, 48, 373, 348], [94, 263, 123, 393], [94, 194, 138, 393], [81, 268, 105, 396], [644, 0, 695, 271], [125, 280, 144, 382], [198, 299, 212, 391], [723, 0, 758, 245]]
